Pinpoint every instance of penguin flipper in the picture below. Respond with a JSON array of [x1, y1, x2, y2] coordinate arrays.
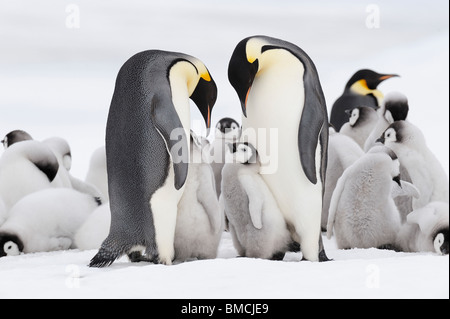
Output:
[[298, 71, 328, 186], [239, 174, 263, 230], [197, 165, 222, 233], [152, 96, 189, 190]]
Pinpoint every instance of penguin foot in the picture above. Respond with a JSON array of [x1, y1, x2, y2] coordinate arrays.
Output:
[[89, 248, 121, 268], [271, 252, 286, 261], [301, 250, 333, 262], [128, 251, 157, 263]]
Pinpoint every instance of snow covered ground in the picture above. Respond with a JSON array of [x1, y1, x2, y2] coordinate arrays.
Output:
[[0, 0, 448, 299]]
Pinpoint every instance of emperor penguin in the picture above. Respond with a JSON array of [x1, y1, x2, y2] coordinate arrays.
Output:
[[0, 140, 60, 212], [174, 131, 223, 262], [339, 106, 379, 149], [85, 146, 109, 202], [228, 35, 329, 261], [221, 142, 293, 260], [396, 201, 449, 255], [330, 69, 399, 131], [89, 50, 217, 267], [0, 188, 101, 257], [1, 130, 33, 148], [364, 91, 410, 152], [327, 146, 420, 250], [321, 127, 364, 230], [378, 121, 449, 209], [209, 117, 241, 198]]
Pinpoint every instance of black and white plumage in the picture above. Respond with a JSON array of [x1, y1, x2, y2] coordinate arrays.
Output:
[[174, 132, 223, 262], [90, 50, 217, 267], [330, 69, 399, 131], [339, 106, 379, 149], [364, 91, 410, 151], [378, 121, 449, 209], [327, 147, 419, 250], [228, 35, 329, 261], [209, 117, 241, 198], [0, 188, 101, 257], [396, 202, 449, 255], [221, 142, 293, 260]]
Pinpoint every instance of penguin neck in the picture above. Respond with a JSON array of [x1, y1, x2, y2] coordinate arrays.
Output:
[[168, 61, 199, 137], [349, 80, 384, 104]]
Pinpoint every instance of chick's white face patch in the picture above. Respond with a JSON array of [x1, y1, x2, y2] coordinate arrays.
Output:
[[4, 241, 20, 256]]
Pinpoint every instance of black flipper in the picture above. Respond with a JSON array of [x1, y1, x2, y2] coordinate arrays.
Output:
[[152, 95, 189, 190], [298, 64, 328, 186]]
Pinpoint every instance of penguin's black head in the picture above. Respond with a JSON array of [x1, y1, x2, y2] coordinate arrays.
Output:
[[383, 92, 409, 122], [0, 232, 24, 258], [377, 121, 405, 144], [228, 37, 260, 117], [1, 130, 33, 149], [433, 227, 449, 255], [190, 70, 218, 131], [345, 69, 399, 90]]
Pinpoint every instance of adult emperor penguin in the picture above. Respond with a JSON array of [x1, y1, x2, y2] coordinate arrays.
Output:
[[330, 69, 399, 131], [228, 35, 329, 261], [89, 50, 217, 267]]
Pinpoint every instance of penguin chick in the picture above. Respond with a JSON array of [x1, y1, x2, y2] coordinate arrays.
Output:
[[0, 140, 60, 212], [396, 202, 449, 255], [74, 203, 111, 251], [330, 69, 399, 131], [378, 121, 449, 209], [221, 142, 293, 260], [364, 91, 409, 152], [339, 106, 379, 149], [85, 146, 109, 202], [174, 132, 223, 262], [1, 130, 33, 149], [209, 118, 241, 198], [0, 188, 101, 257], [327, 147, 420, 250], [321, 128, 364, 231]]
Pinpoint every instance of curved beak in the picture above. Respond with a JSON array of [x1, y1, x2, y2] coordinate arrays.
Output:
[[190, 74, 217, 135]]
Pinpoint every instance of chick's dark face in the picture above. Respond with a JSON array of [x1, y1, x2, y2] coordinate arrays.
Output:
[[434, 228, 449, 255]]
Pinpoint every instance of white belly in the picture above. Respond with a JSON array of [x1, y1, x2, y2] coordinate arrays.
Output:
[[241, 51, 322, 260]]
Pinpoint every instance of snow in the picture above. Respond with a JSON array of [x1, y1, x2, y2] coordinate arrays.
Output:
[[0, 0, 448, 299]]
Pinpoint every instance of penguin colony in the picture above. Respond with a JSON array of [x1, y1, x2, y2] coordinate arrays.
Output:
[[0, 36, 448, 264]]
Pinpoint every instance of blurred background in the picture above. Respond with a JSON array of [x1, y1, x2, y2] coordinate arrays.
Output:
[[0, 0, 448, 178]]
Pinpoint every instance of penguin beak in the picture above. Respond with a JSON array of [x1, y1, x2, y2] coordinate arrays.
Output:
[[376, 135, 385, 144], [190, 75, 217, 135], [393, 175, 402, 187], [344, 109, 353, 117], [378, 74, 399, 81]]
